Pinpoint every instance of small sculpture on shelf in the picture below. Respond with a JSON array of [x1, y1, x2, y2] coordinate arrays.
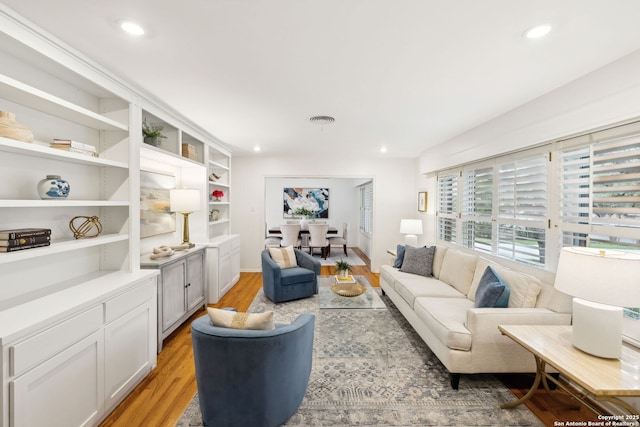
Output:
[[210, 209, 220, 221], [69, 216, 102, 239], [211, 190, 224, 201], [142, 118, 167, 147], [0, 111, 34, 142], [38, 175, 70, 199]]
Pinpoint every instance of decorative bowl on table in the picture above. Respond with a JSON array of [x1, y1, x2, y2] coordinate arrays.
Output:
[[331, 283, 366, 297]]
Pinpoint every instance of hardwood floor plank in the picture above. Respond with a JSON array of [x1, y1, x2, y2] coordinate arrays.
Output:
[[99, 248, 600, 427]]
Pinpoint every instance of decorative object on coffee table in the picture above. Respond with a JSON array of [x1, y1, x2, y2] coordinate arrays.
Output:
[[331, 283, 366, 297], [334, 259, 352, 278], [37, 174, 70, 199], [0, 111, 34, 142], [69, 215, 102, 239]]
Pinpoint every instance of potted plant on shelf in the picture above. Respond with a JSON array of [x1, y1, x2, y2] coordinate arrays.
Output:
[[211, 190, 224, 201], [142, 119, 167, 147], [335, 259, 352, 279]]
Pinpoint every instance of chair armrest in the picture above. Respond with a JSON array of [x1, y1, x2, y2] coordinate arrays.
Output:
[[294, 248, 321, 275], [261, 249, 282, 283]]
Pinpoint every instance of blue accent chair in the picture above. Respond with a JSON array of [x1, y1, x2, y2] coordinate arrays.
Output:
[[261, 248, 320, 302], [191, 313, 315, 427]]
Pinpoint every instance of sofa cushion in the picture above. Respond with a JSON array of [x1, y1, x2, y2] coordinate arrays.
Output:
[[490, 265, 541, 308], [474, 266, 510, 308], [393, 244, 406, 268], [400, 246, 435, 277], [414, 297, 473, 351], [395, 276, 465, 308], [207, 308, 275, 330], [468, 257, 501, 302], [438, 249, 478, 296], [280, 266, 315, 285], [432, 246, 448, 279], [268, 245, 297, 269]]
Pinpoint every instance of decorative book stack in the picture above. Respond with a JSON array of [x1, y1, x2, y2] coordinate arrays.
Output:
[[0, 228, 51, 252], [50, 139, 98, 157]]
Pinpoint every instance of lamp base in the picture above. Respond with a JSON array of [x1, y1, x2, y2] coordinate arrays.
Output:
[[572, 298, 623, 359], [404, 235, 418, 247]]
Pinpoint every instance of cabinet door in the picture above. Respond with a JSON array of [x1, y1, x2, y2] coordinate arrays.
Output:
[[161, 260, 187, 332], [186, 250, 205, 312], [104, 302, 154, 411], [230, 246, 241, 288], [218, 252, 231, 297], [10, 330, 104, 427]]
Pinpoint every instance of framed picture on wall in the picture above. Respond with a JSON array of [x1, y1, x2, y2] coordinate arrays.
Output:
[[140, 170, 176, 238], [283, 187, 329, 218], [418, 191, 428, 212]]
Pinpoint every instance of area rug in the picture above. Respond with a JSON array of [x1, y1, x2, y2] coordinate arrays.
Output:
[[176, 290, 543, 427], [316, 248, 366, 266]]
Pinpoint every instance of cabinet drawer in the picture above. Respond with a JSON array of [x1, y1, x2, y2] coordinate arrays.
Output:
[[104, 279, 155, 324], [217, 241, 231, 256], [10, 305, 104, 377], [231, 236, 240, 250]]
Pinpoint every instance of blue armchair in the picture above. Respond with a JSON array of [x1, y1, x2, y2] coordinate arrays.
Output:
[[191, 313, 315, 427], [261, 248, 320, 302]]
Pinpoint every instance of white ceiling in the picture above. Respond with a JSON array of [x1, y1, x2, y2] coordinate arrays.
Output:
[[4, 0, 640, 158]]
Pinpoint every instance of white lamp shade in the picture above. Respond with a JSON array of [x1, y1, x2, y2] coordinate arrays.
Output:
[[554, 247, 640, 307], [170, 189, 201, 213], [399, 219, 423, 235]]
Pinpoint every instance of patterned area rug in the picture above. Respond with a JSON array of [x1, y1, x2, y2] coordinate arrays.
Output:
[[316, 248, 366, 266], [176, 290, 543, 427]]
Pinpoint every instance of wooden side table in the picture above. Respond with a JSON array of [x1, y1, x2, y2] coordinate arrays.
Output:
[[499, 324, 640, 415]]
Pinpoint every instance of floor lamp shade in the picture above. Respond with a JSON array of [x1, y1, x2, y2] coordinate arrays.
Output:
[[170, 189, 201, 248], [400, 219, 422, 247], [554, 247, 640, 358]]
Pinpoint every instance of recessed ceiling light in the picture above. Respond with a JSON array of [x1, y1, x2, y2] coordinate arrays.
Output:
[[524, 24, 551, 39], [120, 20, 145, 36], [253, 145, 261, 152], [380, 147, 387, 153]]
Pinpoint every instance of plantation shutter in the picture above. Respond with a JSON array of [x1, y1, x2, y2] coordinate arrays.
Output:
[[437, 171, 458, 242], [461, 165, 493, 253]]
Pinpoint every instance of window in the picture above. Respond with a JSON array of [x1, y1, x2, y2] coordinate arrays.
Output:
[[437, 171, 458, 243], [461, 165, 493, 253], [359, 183, 373, 235]]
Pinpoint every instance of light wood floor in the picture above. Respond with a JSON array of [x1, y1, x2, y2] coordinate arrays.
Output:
[[99, 248, 599, 427]]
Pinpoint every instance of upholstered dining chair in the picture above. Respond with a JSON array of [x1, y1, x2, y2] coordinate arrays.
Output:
[[308, 223, 330, 259], [261, 248, 320, 302], [279, 223, 301, 248], [191, 312, 315, 427], [328, 222, 348, 256], [264, 222, 282, 248]]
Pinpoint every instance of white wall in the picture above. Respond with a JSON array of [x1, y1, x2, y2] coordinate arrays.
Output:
[[231, 155, 417, 272], [420, 48, 640, 174], [264, 177, 361, 248]]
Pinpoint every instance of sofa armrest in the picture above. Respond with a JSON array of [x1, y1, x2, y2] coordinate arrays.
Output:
[[466, 307, 572, 336]]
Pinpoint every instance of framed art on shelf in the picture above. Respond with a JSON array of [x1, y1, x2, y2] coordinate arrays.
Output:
[[418, 192, 428, 212], [140, 170, 176, 238]]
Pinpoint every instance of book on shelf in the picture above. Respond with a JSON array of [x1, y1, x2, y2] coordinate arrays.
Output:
[[51, 139, 97, 152], [0, 235, 51, 247], [335, 275, 357, 284], [0, 242, 50, 252], [0, 228, 51, 240], [50, 145, 99, 158]]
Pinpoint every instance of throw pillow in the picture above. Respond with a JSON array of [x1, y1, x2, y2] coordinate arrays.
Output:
[[474, 266, 510, 308], [268, 245, 297, 269], [400, 245, 435, 277], [207, 308, 275, 330], [393, 244, 406, 268]]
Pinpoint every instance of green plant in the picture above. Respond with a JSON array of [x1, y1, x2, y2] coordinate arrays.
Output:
[[292, 207, 314, 218], [142, 119, 167, 139], [335, 259, 352, 273]]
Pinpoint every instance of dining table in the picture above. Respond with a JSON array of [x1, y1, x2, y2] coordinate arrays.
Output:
[[268, 226, 338, 236]]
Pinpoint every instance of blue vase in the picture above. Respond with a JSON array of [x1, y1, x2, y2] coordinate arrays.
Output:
[[38, 175, 70, 199]]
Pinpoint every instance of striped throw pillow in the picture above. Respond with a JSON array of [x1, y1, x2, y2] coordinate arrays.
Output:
[[268, 245, 298, 269]]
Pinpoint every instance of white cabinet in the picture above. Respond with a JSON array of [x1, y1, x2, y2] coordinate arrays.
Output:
[[141, 246, 206, 351], [0, 276, 157, 427], [207, 235, 240, 304]]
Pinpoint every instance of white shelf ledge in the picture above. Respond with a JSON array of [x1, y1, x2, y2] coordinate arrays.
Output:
[[0, 200, 129, 208], [0, 137, 129, 168], [0, 233, 129, 264], [0, 74, 128, 131], [208, 159, 229, 171]]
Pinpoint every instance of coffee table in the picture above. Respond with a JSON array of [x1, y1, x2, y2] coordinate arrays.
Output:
[[318, 275, 386, 310]]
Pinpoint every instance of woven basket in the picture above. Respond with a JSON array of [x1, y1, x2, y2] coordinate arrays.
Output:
[[0, 111, 34, 142]]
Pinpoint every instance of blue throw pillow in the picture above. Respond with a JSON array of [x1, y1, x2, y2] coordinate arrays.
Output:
[[474, 266, 510, 308], [393, 244, 406, 268]]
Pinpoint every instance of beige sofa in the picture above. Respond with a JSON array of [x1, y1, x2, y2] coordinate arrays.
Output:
[[380, 245, 572, 389]]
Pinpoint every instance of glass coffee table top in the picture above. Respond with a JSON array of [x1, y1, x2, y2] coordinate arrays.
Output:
[[318, 275, 386, 310]]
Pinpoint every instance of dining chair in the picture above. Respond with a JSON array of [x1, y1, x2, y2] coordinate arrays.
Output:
[[280, 224, 301, 248], [328, 222, 348, 257], [264, 222, 282, 248], [308, 223, 330, 259]]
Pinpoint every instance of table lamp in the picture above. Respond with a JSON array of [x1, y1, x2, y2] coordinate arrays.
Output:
[[553, 247, 640, 359], [400, 219, 423, 247], [170, 189, 200, 248]]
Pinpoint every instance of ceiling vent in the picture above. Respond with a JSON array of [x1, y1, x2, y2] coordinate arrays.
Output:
[[309, 115, 335, 125]]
